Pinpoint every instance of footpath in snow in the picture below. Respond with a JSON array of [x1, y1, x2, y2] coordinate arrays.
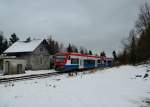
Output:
[[0, 65, 150, 107]]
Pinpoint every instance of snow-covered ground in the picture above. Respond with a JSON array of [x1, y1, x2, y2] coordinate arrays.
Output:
[[0, 65, 150, 107]]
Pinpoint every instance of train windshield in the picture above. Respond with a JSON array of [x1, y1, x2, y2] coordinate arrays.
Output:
[[55, 55, 66, 62]]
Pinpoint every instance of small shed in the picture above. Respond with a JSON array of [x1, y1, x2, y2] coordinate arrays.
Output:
[[2, 56, 26, 75]]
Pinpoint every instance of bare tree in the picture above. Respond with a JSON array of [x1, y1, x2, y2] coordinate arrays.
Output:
[[135, 3, 150, 33]]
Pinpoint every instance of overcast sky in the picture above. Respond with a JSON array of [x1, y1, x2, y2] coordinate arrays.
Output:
[[0, 0, 150, 56]]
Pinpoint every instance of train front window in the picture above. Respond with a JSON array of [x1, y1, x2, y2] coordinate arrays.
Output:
[[55, 55, 66, 62]]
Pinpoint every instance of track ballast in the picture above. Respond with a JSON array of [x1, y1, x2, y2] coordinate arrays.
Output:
[[0, 72, 61, 84]]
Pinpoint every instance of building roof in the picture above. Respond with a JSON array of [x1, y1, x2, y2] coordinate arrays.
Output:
[[4, 39, 45, 53]]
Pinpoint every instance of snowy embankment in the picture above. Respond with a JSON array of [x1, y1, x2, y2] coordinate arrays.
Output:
[[0, 70, 56, 79], [0, 65, 150, 107]]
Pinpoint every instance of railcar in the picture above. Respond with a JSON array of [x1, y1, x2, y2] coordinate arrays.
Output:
[[54, 52, 113, 72]]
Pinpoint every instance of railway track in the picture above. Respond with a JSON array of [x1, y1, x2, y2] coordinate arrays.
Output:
[[0, 72, 62, 84], [0, 68, 107, 84], [0, 70, 86, 84]]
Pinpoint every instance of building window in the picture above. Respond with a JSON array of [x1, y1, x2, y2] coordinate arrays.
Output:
[[40, 47, 43, 52], [40, 56, 43, 65]]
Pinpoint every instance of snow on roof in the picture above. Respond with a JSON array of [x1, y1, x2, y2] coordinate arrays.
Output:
[[4, 39, 44, 53]]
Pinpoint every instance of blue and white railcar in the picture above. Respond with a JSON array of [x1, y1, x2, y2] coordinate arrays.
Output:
[[54, 52, 113, 71]]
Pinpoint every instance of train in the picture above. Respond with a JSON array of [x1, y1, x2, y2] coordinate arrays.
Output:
[[54, 52, 113, 72]]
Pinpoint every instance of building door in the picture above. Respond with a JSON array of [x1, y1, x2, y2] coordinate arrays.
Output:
[[17, 64, 22, 74], [5, 61, 10, 74], [0, 60, 3, 70]]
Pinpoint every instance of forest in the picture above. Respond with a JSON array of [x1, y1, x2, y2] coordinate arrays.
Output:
[[116, 3, 150, 65]]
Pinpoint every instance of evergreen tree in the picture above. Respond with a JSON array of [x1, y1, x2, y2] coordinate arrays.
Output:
[[67, 43, 73, 52], [129, 31, 136, 65], [122, 49, 128, 64], [74, 48, 78, 53], [47, 36, 60, 55], [89, 50, 93, 55], [80, 49, 84, 54], [118, 49, 128, 65], [9, 33, 19, 45], [112, 51, 117, 61], [100, 51, 106, 57], [84, 49, 88, 55], [59, 43, 65, 52], [100, 52, 102, 57], [0, 31, 8, 54], [0, 32, 4, 54], [71, 44, 78, 53], [3, 39, 8, 52], [79, 47, 84, 54], [47, 36, 54, 54], [54, 41, 59, 54], [25, 37, 31, 42]]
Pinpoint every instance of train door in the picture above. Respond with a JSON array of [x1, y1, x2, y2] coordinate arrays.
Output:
[[79, 58, 84, 69], [95, 59, 97, 68]]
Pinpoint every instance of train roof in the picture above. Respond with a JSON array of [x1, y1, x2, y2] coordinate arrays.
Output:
[[55, 52, 113, 60]]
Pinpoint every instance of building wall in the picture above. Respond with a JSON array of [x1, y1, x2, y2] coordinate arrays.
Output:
[[29, 43, 50, 70], [3, 59, 26, 74], [18, 42, 50, 70]]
